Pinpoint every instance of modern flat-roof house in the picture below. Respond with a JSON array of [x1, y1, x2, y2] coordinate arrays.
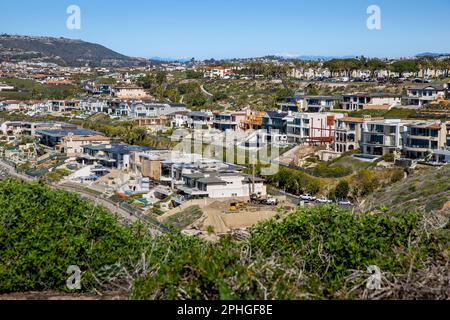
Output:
[[262, 111, 292, 134], [169, 110, 191, 128], [80, 144, 152, 169], [213, 111, 246, 131], [81, 81, 112, 95], [431, 149, 450, 164], [279, 94, 343, 112], [62, 134, 111, 157], [342, 92, 402, 111], [278, 93, 305, 112], [360, 119, 408, 156], [36, 128, 100, 147], [286, 112, 344, 144], [403, 121, 447, 159], [177, 172, 266, 200], [186, 111, 214, 129], [81, 99, 111, 114], [49, 100, 81, 113], [303, 96, 343, 112], [334, 116, 384, 153], [129, 102, 187, 118], [402, 84, 447, 107]]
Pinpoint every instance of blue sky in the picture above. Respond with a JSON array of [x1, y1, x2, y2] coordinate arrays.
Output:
[[0, 0, 449, 59]]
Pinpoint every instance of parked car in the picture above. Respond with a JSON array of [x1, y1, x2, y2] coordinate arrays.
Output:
[[300, 194, 316, 201], [266, 197, 279, 205], [316, 197, 333, 204], [337, 199, 353, 206]]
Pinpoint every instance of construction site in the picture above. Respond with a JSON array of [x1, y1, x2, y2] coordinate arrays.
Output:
[[157, 195, 296, 240]]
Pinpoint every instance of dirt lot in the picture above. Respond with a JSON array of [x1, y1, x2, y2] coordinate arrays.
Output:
[[189, 199, 294, 235]]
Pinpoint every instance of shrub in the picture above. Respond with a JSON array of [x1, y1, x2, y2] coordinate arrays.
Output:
[[382, 153, 395, 162], [0, 179, 142, 292], [390, 169, 404, 183], [334, 180, 350, 199], [313, 163, 353, 178]]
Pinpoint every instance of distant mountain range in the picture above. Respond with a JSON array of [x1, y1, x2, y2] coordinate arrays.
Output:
[[415, 52, 450, 58], [0, 34, 152, 67], [150, 56, 193, 63], [272, 54, 359, 61]]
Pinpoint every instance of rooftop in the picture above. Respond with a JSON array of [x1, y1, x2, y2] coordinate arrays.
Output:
[[343, 92, 402, 98], [84, 143, 152, 154], [36, 129, 99, 138]]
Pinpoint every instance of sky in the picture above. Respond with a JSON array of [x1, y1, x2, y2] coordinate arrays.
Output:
[[0, 0, 449, 60]]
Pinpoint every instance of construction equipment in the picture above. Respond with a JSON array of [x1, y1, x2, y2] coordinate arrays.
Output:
[[229, 201, 246, 212], [250, 193, 279, 206]]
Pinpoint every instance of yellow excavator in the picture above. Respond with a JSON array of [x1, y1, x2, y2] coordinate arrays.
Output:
[[229, 201, 246, 212]]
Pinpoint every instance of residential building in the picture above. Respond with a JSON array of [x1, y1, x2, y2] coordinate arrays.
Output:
[[286, 112, 344, 144], [334, 116, 383, 153], [240, 110, 265, 131], [360, 119, 407, 156], [36, 128, 100, 147], [213, 111, 246, 131], [169, 110, 191, 128], [0, 120, 77, 137], [204, 66, 233, 79], [403, 121, 447, 159], [129, 102, 187, 118], [431, 149, 450, 164], [243, 129, 288, 148], [80, 99, 111, 113], [81, 80, 112, 95], [277, 93, 305, 112], [178, 173, 266, 200], [304, 96, 343, 112], [62, 134, 111, 157], [79, 144, 152, 169], [342, 92, 402, 111], [402, 84, 448, 107], [49, 100, 81, 113], [186, 111, 214, 129], [130, 150, 173, 180], [279, 94, 343, 113], [261, 111, 292, 134]]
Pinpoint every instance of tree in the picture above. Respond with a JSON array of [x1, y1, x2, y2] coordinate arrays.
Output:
[[366, 59, 387, 78], [186, 70, 203, 79], [388, 60, 419, 78], [155, 71, 167, 85], [137, 74, 153, 89], [334, 180, 350, 199]]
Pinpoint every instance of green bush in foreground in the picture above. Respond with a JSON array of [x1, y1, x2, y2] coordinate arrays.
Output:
[[1, 179, 446, 299], [132, 206, 426, 299], [0, 179, 143, 292]]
